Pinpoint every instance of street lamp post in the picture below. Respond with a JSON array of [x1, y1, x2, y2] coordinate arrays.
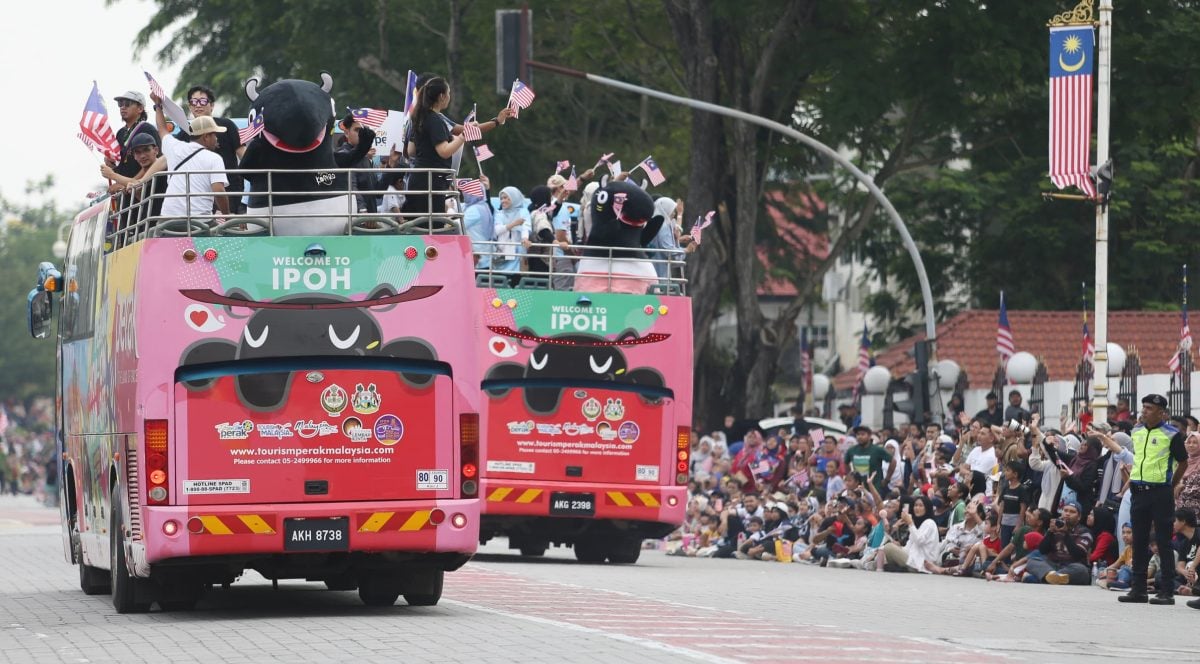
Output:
[[52, 221, 71, 260], [1091, 0, 1113, 421]]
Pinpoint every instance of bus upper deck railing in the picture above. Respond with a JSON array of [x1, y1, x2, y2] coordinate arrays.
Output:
[[106, 167, 463, 247], [472, 241, 689, 296]]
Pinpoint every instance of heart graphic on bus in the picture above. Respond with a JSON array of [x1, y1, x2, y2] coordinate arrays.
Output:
[[184, 304, 225, 332]]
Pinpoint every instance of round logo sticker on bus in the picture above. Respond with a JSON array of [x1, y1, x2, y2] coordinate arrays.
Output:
[[342, 417, 371, 443], [581, 398, 602, 422], [321, 384, 348, 416], [374, 414, 404, 445], [618, 421, 640, 444]]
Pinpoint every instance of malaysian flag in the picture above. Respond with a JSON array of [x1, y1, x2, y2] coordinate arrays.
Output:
[[462, 105, 482, 141], [556, 160, 570, 172], [144, 70, 190, 134], [474, 144, 494, 162], [607, 160, 623, 178], [1082, 319, 1094, 361], [637, 156, 666, 186], [690, 211, 714, 245], [565, 167, 578, 191], [402, 70, 419, 115], [508, 79, 536, 117], [79, 81, 120, 160], [349, 107, 388, 128], [1170, 264, 1193, 373], [456, 178, 486, 198], [594, 152, 614, 171], [1048, 26, 1098, 198], [239, 109, 265, 143], [996, 291, 1016, 361]]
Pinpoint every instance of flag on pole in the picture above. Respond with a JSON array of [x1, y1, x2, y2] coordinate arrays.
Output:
[[594, 152, 614, 171], [1048, 25, 1098, 197], [996, 291, 1016, 361], [239, 109, 265, 143], [1170, 264, 1193, 373], [79, 81, 120, 160], [456, 178, 486, 198], [144, 70, 190, 134], [556, 160, 570, 173], [507, 79, 536, 117], [402, 70, 419, 115], [636, 156, 666, 186], [474, 144, 494, 162], [461, 105, 482, 141], [565, 167, 578, 191], [689, 211, 715, 245], [607, 160, 623, 178], [348, 107, 388, 128]]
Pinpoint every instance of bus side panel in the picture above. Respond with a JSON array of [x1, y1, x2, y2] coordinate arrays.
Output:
[[477, 288, 692, 527]]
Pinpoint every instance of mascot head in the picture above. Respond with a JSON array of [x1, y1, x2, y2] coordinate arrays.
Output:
[[583, 180, 664, 255], [244, 72, 334, 154]]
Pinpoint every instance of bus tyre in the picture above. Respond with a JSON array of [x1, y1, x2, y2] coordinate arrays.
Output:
[[358, 581, 401, 607], [607, 537, 642, 565], [518, 542, 548, 557], [572, 537, 607, 564], [110, 487, 151, 614], [75, 525, 110, 595], [324, 574, 358, 591], [403, 570, 444, 607]]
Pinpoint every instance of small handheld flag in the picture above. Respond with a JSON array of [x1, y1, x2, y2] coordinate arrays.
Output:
[[556, 160, 570, 173], [402, 70, 419, 114], [507, 79, 536, 117], [348, 107, 388, 128], [636, 156, 666, 186], [144, 70, 191, 135], [461, 105, 482, 141], [607, 160, 623, 178], [594, 152, 615, 171], [474, 144, 494, 162], [79, 81, 120, 161], [565, 167, 578, 191], [690, 211, 715, 245], [456, 178, 486, 198]]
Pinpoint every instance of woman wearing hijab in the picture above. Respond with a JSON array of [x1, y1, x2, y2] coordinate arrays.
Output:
[[875, 496, 941, 573], [492, 186, 530, 285], [649, 197, 682, 280], [1064, 435, 1104, 518], [691, 437, 714, 477], [1176, 431, 1200, 518], [462, 177, 494, 271]]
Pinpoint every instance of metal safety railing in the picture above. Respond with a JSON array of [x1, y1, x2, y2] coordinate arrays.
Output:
[[470, 240, 689, 295], [105, 167, 462, 249]]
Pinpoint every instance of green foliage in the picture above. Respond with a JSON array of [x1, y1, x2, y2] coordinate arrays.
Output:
[[0, 184, 66, 400]]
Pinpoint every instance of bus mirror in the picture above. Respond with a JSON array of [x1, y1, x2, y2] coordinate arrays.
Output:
[[27, 289, 52, 339], [576, 295, 592, 308]]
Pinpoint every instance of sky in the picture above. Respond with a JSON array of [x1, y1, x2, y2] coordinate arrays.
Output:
[[0, 1, 183, 212]]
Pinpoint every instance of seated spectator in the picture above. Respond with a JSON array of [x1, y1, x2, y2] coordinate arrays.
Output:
[[933, 499, 985, 570], [1088, 505, 1119, 568], [944, 512, 1001, 576], [874, 496, 941, 573], [1100, 523, 1135, 589], [1172, 508, 1199, 596], [1026, 501, 1093, 585], [989, 506, 1050, 576], [996, 531, 1046, 583]]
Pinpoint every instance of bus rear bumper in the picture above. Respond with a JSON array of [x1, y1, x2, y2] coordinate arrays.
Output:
[[479, 479, 686, 523], [137, 499, 479, 565]]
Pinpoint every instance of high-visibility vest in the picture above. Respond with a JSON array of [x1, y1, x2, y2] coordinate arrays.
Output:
[[1130, 423, 1179, 485]]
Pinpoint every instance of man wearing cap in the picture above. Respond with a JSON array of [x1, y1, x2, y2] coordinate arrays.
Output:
[[110, 90, 159, 178], [150, 89, 229, 219], [1119, 394, 1188, 605]]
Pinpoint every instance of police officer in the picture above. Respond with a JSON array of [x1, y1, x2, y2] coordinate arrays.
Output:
[[1118, 394, 1189, 605]]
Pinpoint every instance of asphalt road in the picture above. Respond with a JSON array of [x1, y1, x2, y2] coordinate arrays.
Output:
[[0, 494, 1195, 663]]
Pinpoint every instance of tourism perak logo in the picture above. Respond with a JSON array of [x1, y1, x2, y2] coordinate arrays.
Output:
[[215, 420, 254, 440]]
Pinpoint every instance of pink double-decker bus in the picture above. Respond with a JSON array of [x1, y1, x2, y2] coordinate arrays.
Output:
[[27, 167, 480, 611]]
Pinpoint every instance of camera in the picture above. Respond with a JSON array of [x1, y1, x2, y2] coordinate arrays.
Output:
[[1008, 419, 1030, 435]]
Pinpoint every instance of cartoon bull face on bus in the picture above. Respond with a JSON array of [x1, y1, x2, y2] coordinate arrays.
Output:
[[179, 285, 440, 411], [484, 329, 666, 415]]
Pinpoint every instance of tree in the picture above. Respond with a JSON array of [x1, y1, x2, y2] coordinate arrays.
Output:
[[0, 179, 67, 402]]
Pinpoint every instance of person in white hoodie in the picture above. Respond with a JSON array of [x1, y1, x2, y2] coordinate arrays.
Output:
[[1028, 415, 1073, 513]]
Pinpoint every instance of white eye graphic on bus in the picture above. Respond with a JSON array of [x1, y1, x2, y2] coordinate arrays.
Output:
[[529, 352, 548, 370], [244, 323, 269, 348], [588, 354, 613, 374], [328, 324, 361, 350], [184, 304, 226, 332], [488, 335, 518, 358]]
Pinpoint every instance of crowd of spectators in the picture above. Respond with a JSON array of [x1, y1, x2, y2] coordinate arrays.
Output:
[[669, 395, 1200, 606], [0, 398, 57, 505]]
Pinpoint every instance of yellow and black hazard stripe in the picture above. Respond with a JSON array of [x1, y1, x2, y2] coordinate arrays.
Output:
[[604, 491, 661, 508], [355, 511, 437, 533], [193, 514, 277, 535], [486, 487, 545, 504]]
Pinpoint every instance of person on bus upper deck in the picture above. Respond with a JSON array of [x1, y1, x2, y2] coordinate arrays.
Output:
[[109, 90, 158, 178], [462, 175, 493, 270], [525, 185, 560, 276], [335, 112, 379, 213], [403, 72, 515, 177], [545, 174, 576, 291], [100, 132, 166, 227], [181, 85, 245, 212], [150, 89, 229, 219], [492, 186, 530, 284], [649, 197, 682, 280], [401, 77, 464, 216]]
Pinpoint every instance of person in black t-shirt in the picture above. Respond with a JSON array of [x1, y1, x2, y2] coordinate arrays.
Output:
[[110, 90, 159, 178], [402, 77, 464, 216], [183, 85, 244, 212], [996, 461, 1028, 548]]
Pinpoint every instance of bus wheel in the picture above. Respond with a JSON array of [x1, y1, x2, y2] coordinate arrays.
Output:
[[76, 525, 110, 595], [324, 574, 358, 591], [358, 581, 401, 607], [110, 488, 151, 613], [403, 570, 444, 606], [573, 537, 607, 564], [518, 541, 548, 557], [607, 537, 642, 565]]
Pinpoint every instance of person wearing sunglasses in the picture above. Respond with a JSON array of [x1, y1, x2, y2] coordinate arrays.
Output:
[[110, 90, 159, 179], [183, 85, 245, 212]]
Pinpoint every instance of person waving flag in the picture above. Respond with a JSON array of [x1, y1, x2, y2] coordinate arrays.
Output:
[[636, 156, 666, 186], [474, 144, 494, 162], [402, 70, 419, 115], [508, 79, 536, 117], [348, 107, 388, 128], [78, 81, 120, 160], [461, 105, 483, 141]]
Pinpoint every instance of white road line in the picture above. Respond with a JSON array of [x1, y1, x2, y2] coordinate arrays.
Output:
[[441, 598, 740, 664]]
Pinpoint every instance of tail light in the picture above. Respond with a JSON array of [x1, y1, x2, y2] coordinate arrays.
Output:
[[145, 419, 170, 505], [675, 427, 690, 485], [460, 413, 479, 497]]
